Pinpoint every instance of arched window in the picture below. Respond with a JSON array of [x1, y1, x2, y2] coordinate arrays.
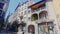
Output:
[[39, 11, 47, 19], [28, 25, 35, 33], [31, 13, 38, 21]]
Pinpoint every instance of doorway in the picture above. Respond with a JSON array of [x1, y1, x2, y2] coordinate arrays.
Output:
[[28, 25, 35, 34]]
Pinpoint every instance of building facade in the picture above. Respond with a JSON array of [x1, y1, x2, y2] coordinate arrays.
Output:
[[8, 0, 60, 34], [0, 0, 10, 25], [0, 0, 10, 31]]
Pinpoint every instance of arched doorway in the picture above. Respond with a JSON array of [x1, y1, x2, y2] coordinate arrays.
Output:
[[39, 11, 47, 19], [31, 13, 38, 21], [28, 25, 35, 34]]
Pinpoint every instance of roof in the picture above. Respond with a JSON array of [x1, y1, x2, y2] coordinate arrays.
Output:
[[28, 0, 46, 10]]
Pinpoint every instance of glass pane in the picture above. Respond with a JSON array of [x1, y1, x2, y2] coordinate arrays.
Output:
[[49, 30, 54, 34], [38, 23, 54, 34], [38, 25, 47, 34], [49, 26, 54, 34]]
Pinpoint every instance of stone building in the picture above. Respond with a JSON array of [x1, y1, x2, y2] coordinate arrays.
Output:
[[8, 0, 60, 34]]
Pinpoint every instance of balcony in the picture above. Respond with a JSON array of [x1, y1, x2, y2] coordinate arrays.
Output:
[[31, 6, 46, 13], [31, 10, 54, 23], [36, 17, 54, 24]]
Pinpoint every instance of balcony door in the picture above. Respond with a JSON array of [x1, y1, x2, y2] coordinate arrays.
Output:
[[38, 22, 54, 34]]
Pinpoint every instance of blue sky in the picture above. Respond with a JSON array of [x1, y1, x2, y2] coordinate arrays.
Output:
[[5, 0, 41, 19]]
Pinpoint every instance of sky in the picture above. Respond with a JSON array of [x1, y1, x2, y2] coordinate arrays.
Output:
[[5, 0, 41, 19]]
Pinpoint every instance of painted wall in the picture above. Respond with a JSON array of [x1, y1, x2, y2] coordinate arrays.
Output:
[[53, 0, 60, 34], [53, 0, 60, 21]]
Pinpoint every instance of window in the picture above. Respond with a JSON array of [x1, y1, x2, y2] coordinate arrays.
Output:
[[39, 11, 47, 19], [28, 17, 30, 21], [24, 17, 26, 19], [21, 12, 23, 15], [38, 22, 54, 34], [24, 11, 26, 15], [31, 14, 38, 21], [28, 10, 30, 13], [0, 3, 4, 9], [28, 25, 35, 34]]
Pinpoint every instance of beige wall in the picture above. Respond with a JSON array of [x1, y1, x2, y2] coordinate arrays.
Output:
[[53, 0, 60, 21], [53, 0, 60, 29], [53, 0, 60, 34]]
